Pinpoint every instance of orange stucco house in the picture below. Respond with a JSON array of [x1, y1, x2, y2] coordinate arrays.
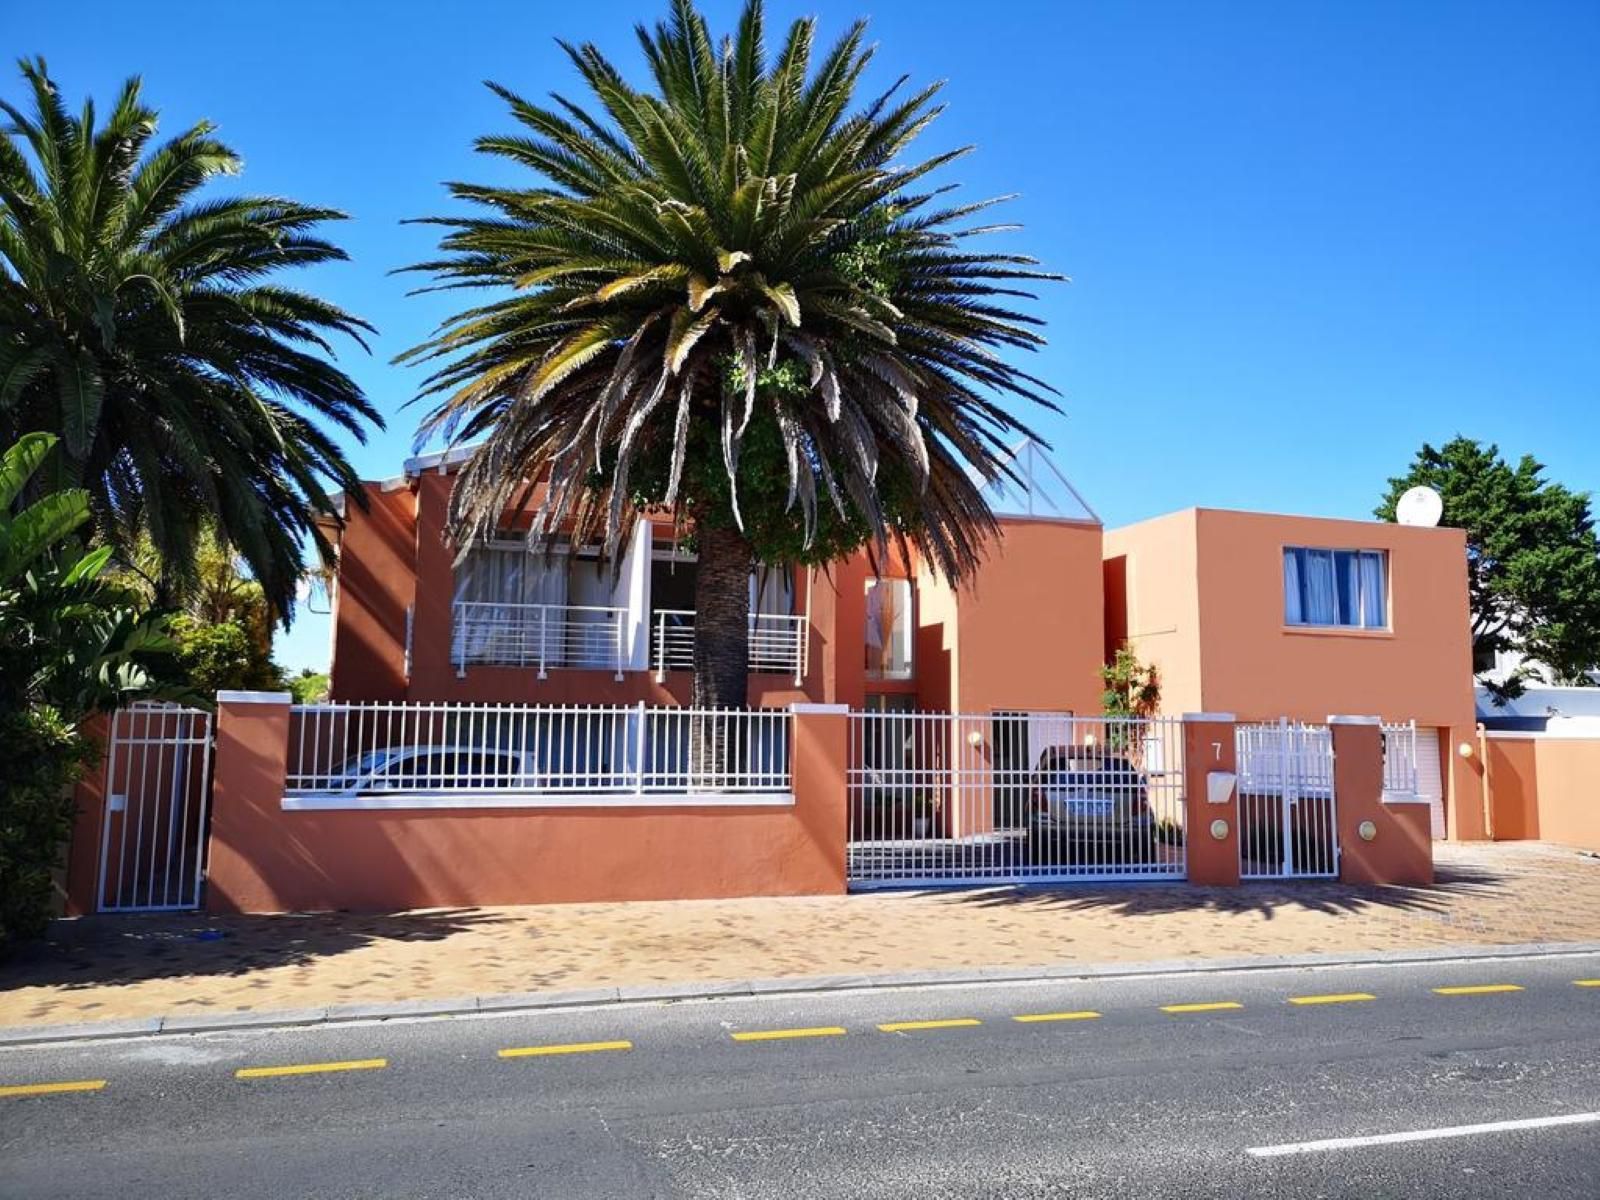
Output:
[[1104, 508, 1479, 838], [320, 451, 1478, 838]]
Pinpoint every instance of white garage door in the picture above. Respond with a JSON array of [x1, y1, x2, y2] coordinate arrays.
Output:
[[1416, 728, 1445, 839]]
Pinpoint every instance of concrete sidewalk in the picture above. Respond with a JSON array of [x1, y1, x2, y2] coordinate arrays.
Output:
[[4, 842, 1597, 1035]]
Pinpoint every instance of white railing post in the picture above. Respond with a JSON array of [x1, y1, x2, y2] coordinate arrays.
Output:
[[453, 601, 466, 678], [613, 612, 625, 682], [536, 604, 548, 680], [654, 612, 667, 682], [634, 700, 647, 795]]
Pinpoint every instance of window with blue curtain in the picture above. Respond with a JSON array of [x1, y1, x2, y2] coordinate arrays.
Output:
[[1283, 547, 1388, 629]]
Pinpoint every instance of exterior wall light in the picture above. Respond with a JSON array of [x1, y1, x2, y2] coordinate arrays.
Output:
[[1457, 742, 1475, 759], [1358, 820, 1378, 842], [1209, 819, 1229, 840], [1083, 733, 1098, 749], [965, 729, 984, 748]]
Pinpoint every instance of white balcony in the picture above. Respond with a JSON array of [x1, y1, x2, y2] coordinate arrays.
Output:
[[453, 601, 628, 679], [652, 609, 808, 684]]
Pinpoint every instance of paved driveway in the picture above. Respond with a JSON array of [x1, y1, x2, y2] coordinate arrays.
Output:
[[3, 841, 1597, 1029]]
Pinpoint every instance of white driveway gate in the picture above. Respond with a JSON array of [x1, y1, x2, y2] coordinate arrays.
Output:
[[1235, 720, 1338, 880], [96, 703, 214, 912], [846, 711, 1186, 888]]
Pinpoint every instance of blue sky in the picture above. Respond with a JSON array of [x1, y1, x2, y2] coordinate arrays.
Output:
[[14, 1, 1599, 672]]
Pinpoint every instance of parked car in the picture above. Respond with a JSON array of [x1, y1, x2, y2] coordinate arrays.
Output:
[[319, 746, 538, 796], [1025, 747, 1154, 866]]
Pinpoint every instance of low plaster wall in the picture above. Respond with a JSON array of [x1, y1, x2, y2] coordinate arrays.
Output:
[[1485, 734, 1600, 852], [203, 695, 848, 914]]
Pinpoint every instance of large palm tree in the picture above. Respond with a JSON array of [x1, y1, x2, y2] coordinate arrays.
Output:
[[405, 0, 1060, 707], [0, 58, 381, 616]]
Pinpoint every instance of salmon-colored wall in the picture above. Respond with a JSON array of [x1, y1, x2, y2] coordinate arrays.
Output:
[[947, 519, 1104, 716], [63, 715, 109, 917], [1190, 510, 1473, 728], [204, 696, 849, 913], [329, 483, 416, 702], [1102, 511, 1205, 716], [1332, 721, 1433, 886], [1183, 716, 1240, 885], [1486, 735, 1600, 852]]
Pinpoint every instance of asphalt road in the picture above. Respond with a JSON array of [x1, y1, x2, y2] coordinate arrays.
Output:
[[3, 950, 1599, 1199]]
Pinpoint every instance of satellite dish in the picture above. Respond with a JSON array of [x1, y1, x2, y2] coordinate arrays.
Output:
[[1396, 485, 1444, 527]]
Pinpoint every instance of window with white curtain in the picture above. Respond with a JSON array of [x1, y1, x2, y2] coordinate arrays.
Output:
[[865, 577, 913, 679], [1283, 547, 1388, 629]]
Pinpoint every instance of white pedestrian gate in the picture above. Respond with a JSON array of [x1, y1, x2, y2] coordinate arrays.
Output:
[[96, 703, 214, 912], [1235, 720, 1339, 879], [846, 711, 1187, 887]]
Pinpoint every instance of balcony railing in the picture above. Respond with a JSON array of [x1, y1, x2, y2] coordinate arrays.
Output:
[[453, 601, 627, 679], [653, 609, 808, 684]]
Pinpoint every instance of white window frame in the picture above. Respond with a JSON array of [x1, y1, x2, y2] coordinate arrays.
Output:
[[1283, 546, 1390, 631], [864, 577, 915, 680]]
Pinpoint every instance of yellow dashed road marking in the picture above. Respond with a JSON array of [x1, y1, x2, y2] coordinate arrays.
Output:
[[1289, 993, 1377, 1006], [498, 1040, 632, 1059], [731, 1027, 847, 1042], [1574, 980, 1600, 988], [236, 1058, 387, 1080], [1013, 1011, 1102, 1023], [0, 1079, 107, 1098], [1432, 985, 1524, 996], [878, 1018, 982, 1032], [1161, 1001, 1244, 1014]]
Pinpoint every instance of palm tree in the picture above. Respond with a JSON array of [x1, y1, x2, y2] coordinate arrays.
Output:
[[404, 0, 1060, 708], [0, 58, 381, 616]]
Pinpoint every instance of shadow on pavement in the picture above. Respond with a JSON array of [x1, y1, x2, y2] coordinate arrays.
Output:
[[1, 907, 505, 993], [929, 860, 1509, 920]]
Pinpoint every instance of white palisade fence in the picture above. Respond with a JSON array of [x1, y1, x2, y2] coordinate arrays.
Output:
[[1235, 720, 1338, 879], [285, 702, 791, 806]]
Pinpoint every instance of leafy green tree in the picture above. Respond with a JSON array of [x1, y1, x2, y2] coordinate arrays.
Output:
[[1378, 437, 1600, 701], [287, 668, 330, 704], [1101, 646, 1161, 721], [403, 0, 1059, 707], [0, 433, 187, 944], [0, 58, 382, 616]]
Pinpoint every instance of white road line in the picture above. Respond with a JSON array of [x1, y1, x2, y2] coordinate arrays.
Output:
[[1247, 1111, 1600, 1158]]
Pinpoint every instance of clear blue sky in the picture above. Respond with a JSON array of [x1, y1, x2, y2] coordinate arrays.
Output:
[[14, 1, 1599, 672]]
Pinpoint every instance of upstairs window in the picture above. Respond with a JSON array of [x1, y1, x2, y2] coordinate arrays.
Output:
[[1283, 547, 1388, 630], [865, 578, 913, 679]]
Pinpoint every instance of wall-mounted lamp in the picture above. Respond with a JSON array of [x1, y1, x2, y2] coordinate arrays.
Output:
[[1457, 742, 1475, 759], [966, 729, 984, 748], [1083, 733, 1098, 749], [1209, 819, 1229, 840], [1358, 820, 1377, 842]]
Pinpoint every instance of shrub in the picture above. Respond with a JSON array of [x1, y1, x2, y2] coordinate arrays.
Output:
[[0, 707, 94, 945]]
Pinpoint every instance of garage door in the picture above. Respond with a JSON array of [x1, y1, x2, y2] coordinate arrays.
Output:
[[1416, 728, 1445, 839]]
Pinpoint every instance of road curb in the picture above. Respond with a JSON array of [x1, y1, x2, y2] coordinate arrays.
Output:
[[5, 940, 1599, 1049]]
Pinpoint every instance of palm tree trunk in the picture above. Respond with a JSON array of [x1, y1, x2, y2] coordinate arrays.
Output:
[[690, 523, 752, 784], [691, 524, 753, 708]]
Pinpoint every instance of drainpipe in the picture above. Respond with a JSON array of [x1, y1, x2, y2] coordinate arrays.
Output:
[[1476, 722, 1495, 841]]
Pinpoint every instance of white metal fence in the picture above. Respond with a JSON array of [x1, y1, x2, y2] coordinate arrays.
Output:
[[1235, 720, 1339, 879], [96, 703, 214, 912], [285, 702, 791, 802], [452, 601, 627, 678], [847, 711, 1187, 887], [1381, 720, 1419, 796], [653, 610, 808, 683]]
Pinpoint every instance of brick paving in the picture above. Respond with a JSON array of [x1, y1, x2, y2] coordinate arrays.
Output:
[[3, 842, 1598, 1029]]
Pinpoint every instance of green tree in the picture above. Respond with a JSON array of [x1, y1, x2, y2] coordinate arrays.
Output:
[[1101, 646, 1161, 722], [403, 0, 1059, 708], [0, 433, 187, 944], [287, 668, 330, 704], [0, 58, 382, 616], [1377, 437, 1600, 701]]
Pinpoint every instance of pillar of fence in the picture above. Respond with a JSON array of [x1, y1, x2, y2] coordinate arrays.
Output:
[[1183, 713, 1240, 887], [789, 703, 851, 895], [1330, 716, 1433, 887], [203, 691, 293, 914]]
